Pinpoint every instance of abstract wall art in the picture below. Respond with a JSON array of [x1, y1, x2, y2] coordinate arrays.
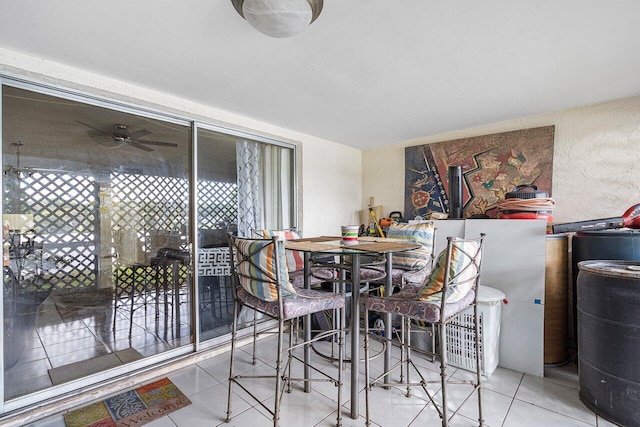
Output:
[[404, 126, 555, 220]]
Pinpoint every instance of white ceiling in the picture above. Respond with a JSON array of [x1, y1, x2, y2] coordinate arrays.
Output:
[[1, 0, 639, 150]]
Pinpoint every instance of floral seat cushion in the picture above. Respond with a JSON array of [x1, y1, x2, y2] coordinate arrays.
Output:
[[236, 286, 344, 320], [365, 287, 475, 323], [359, 266, 431, 287], [289, 267, 335, 288]]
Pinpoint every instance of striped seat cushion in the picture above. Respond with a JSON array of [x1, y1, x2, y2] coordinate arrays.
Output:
[[262, 229, 305, 272], [386, 222, 435, 271], [235, 238, 296, 301], [419, 239, 481, 303]]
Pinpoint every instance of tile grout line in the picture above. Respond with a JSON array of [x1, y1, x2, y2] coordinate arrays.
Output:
[[509, 372, 599, 426], [500, 372, 525, 427]]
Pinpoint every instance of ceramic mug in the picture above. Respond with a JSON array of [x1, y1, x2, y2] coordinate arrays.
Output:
[[341, 225, 359, 245]]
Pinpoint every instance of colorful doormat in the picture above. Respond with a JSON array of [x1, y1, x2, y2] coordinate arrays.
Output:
[[64, 378, 191, 427]]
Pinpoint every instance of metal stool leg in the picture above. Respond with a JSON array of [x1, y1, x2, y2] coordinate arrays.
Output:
[[364, 303, 372, 426], [226, 300, 239, 422], [439, 321, 448, 426], [474, 304, 484, 426], [273, 318, 285, 426]]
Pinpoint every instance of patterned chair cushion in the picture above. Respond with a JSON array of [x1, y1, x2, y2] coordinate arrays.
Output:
[[365, 287, 475, 323], [400, 266, 432, 286], [236, 286, 344, 320], [359, 267, 404, 285], [358, 253, 431, 289], [289, 267, 335, 288], [234, 238, 297, 301], [386, 222, 435, 271], [402, 282, 424, 294], [262, 229, 304, 272], [419, 239, 480, 303], [358, 266, 429, 287]]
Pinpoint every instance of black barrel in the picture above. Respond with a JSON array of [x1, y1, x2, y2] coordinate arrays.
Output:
[[571, 230, 640, 340], [577, 260, 640, 427]]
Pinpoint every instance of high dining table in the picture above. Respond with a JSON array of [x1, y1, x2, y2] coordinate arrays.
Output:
[[284, 236, 421, 419]]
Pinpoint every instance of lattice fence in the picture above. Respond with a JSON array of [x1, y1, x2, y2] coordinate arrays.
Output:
[[111, 172, 189, 238], [197, 180, 237, 229], [9, 171, 98, 290], [5, 170, 237, 292]]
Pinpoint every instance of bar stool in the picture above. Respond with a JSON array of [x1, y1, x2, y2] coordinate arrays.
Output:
[[226, 233, 346, 427], [363, 234, 486, 426]]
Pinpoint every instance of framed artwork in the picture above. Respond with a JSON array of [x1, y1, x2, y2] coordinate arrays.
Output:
[[404, 126, 555, 219]]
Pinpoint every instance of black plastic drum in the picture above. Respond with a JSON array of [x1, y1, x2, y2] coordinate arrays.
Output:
[[573, 230, 640, 280], [577, 260, 640, 427], [571, 230, 640, 339]]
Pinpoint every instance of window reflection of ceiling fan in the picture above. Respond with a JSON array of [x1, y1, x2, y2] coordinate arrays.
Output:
[[76, 121, 179, 152]]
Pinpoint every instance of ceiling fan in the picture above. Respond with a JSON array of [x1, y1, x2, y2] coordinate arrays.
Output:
[[76, 121, 178, 152]]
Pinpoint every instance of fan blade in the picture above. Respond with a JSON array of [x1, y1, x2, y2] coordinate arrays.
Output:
[[132, 139, 179, 148], [126, 141, 154, 152], [75, 121, 111, 137], [129, 129, 152, 139]]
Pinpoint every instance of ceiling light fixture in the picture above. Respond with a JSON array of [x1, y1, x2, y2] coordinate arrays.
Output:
[[231, 0, 323, 38]]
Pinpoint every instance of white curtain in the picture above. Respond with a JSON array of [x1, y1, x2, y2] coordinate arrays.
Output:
[[234, 141, 294, 327], [235, 139, 265, 326], [236, 139, 263, 237], [261, 144, 293, 230]]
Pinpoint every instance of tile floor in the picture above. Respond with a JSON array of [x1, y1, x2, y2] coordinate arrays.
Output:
[[4, 290, 191, 400], [5, 279, 233, 400], [27, 335, 618, 427]]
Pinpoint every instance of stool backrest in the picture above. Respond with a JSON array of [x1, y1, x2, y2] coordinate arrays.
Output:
[[385, 222, 436, 271], [227, 233, 297, 303], [260, 228, 304, 272], [418, 234, 485, 314]]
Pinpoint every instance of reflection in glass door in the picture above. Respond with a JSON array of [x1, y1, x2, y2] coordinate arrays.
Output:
[[195, 128, 296, 343], [2, 85, 192, 400], [196, 128, 237, 342]]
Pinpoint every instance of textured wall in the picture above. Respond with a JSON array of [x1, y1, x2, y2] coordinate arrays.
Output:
[[363, 96, 640, 223]]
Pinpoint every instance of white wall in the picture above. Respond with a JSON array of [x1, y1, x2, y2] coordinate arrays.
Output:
[[299, 137, 362, 237], [363, 96, 640, 223], [0, 48, 362, 237]]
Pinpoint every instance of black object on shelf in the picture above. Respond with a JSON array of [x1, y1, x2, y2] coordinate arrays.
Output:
[[448, 165, 463, 219]]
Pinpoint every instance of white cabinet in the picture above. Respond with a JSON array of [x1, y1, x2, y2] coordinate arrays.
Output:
[[430, 219, 547, 377]]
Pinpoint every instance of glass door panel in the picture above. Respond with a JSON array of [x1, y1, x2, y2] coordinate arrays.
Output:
[[196, 128, 237, 341], [2, 85, 192, 400], [195, 128, 296, 343]]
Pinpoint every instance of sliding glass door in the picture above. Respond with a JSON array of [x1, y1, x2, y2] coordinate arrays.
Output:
[[0, 79, 297, 411], [195, 127, 296, 343], [2, 85, 192, 401]]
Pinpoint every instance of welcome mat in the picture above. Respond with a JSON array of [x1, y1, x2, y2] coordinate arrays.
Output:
[[64, 377, 191, 427], [49, 348, 145, 385]]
